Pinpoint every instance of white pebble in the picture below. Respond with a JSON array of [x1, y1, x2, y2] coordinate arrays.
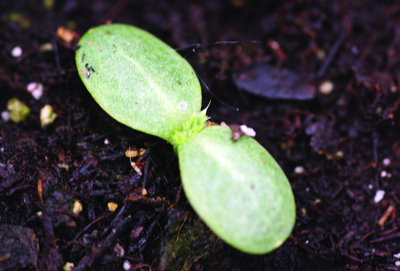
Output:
[[269, 40, 280, 50], [396, 261, 400, 267], [27, 82, 44, 100], [319, 80, 334, 95], [239, 125, 256, 137], [382, 158, 391, 167], [123, 260, 131, 270], [11, 46, 22, 57], [104, 138, 109, 144], [374, 190, 385, 203], [294, 166, 305, 175], [381, 171, 387, 178], [394, 252, 400, 258], [1, 111, 10, 122], [368, 184, 373, 190]]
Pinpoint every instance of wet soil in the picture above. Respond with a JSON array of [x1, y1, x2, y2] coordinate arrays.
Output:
[[1, 1, 400, 270]]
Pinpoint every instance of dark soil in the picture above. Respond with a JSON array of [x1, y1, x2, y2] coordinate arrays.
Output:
[[1, 1, 400, 270]]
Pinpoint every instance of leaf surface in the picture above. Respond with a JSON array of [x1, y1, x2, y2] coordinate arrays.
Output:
[[75, 24, 202, 142], [178, 125, 296, 254]]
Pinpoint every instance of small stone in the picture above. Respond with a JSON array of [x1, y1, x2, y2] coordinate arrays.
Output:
[[240, 125, 256, 137], [294, 166, 305, 175], [335, 150, 344, 159], [27, 82, 43, 100], [107, 202, 118, 212], [382, 158, 391, 167], [11, 46, 22, 57], [1, 111, 10, 122], [123, 260, 131, 270], [40, 105, 57, 127], [374, 190, 385, 203], [57, 27, 75, 43], [319, 80, 334, 95], [72, 200, 83, 214]]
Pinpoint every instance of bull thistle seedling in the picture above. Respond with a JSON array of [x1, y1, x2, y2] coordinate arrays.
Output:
[[75, 24, 295, 254]]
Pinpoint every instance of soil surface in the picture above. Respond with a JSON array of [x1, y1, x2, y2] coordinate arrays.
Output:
[[1, 1, 400, 270]]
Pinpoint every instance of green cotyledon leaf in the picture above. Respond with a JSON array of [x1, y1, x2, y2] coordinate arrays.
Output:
[[177, 125, 296, 254], [76, 23, 296, 255], [75, 24, 202, 142]]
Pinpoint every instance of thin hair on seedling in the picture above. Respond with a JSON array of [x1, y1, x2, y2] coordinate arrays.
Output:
[[174, 41, 261, 112]]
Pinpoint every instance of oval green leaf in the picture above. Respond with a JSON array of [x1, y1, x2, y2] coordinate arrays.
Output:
[[177, 125, 296, 254], [75, 24, 202, 142]]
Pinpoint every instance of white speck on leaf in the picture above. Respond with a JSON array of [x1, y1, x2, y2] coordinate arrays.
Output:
[[178, 101, 188, 110]]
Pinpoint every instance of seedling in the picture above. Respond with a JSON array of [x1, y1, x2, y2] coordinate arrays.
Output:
[[75, 24, 295, 254]]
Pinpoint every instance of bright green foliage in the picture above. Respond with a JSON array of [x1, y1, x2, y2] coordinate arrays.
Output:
[[178, 126, 295, 253], [76, 24, 202, 143], [76, 23, 296, 254], [171, 107, 208, 148]]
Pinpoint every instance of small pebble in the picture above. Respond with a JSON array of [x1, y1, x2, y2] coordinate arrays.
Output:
[[72, 200, 83, 214], [11, 46, 22, 57], [336, 150, 344, 159], [240, 125, 256, 137], [396, 261, 400, 267], [107, 202, 118, 212], [294, 166, 305, 175], [319, 80, 334, 95], [316, 49, 326, 60], [40, 104, 57, 127], [1, 111, 10, 122], [381, 171, 387, 178], [394, 252, 400, 258], [374, 190, 385, 203], [123, 260, 131, 270], [382, 158, 391, 167], [104, 138, 109, 144], [269, 40, 280, 50], [27, 82, 43, 100]]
